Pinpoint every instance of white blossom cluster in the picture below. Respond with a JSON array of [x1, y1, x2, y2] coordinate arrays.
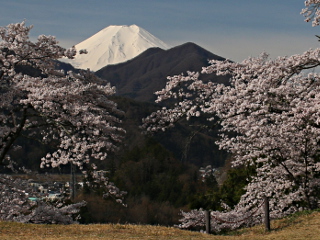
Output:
[[84, 168, 127, 205], [143, 1, 320, 232], [302, 0, 320, 26]]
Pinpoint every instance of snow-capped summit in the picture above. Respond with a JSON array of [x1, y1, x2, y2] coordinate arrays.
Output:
[[61, 25, 171, 71]]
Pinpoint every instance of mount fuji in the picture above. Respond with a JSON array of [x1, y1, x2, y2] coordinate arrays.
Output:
[[61, 25, 172, 71]]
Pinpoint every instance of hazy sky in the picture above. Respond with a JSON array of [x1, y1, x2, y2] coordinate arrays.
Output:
[[1, 0, 319, 62]]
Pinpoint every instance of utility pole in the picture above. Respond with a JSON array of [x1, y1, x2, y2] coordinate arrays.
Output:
[[264, 196, 270, 231], [205, 210, 211, 234]]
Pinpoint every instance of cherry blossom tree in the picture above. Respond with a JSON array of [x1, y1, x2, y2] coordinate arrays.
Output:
[[0, 22, 126, 222], [143, 1, 320, 232]]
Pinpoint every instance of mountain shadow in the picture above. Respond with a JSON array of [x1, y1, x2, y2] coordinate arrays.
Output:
[[96, 42, 230, 102]]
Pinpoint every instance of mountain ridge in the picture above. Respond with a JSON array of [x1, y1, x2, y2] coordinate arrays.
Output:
[[96, 42, 229, 102]]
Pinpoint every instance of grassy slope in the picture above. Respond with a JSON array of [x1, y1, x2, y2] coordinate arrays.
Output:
[[0, 211, 319, 240]]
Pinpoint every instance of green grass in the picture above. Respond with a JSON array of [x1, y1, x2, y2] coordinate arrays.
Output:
[[1, 210, 320, 239]]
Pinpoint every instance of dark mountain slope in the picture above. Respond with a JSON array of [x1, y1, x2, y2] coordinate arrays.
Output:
[[96, 42, 229, 102], [109, 96, 228, 168]]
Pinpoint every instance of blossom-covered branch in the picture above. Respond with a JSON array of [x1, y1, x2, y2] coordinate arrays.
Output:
[[1, 21, 125, 172], [302, 0, 320, 26]]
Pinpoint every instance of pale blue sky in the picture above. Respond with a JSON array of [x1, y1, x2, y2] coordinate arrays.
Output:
[[1, 0, 319, 62]]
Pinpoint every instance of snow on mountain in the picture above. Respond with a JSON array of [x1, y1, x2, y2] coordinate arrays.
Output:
[[61, 25, 172, 71]]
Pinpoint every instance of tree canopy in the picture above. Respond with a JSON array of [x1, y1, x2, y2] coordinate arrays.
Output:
[[0, 22, 126, 223], [143, 0, 320, 232]]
